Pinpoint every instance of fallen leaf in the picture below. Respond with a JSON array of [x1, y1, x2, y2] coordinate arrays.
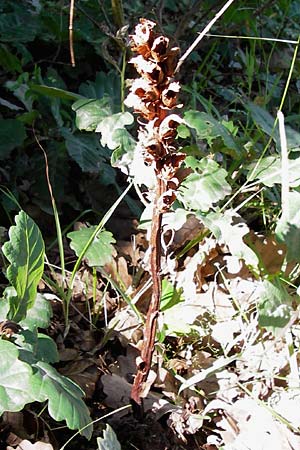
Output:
[[205, 397, 299, 450], [7, 440, 54, 450]]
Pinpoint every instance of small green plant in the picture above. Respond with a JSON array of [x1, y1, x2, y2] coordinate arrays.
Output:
[[0, 210, 92, 439]]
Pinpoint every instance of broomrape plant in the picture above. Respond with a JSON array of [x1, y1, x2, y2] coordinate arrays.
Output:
[[124, 19, 186, 408]]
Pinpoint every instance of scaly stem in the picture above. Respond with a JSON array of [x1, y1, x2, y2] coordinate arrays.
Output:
[[131, 177, 164, 407]]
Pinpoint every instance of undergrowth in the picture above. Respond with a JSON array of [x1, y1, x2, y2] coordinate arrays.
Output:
[[1, 1, 300, 449]]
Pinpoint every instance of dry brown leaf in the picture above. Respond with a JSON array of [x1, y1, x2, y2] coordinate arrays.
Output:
[[60, 358, 99, 399], [205, 397, 299, 450], [113, 345, 140, 378], [197, 283, 236, 321], [7, 440, 53, 450], [237, 338, 288, 382], [58, 347, 79, 361], [3, 413, 25, 437], [251, 234, 285, 275], [268, 391, 300, 429], [211, 320, 241, 351], [174, 237, 219, 298], [108, 308, 141, 345], [101, 373, 175, 418], [172, 214, 203, 248]]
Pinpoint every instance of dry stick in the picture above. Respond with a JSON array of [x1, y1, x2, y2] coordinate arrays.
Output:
[[69, 0, 75, 67], [131, 178, 164, 409], [175, 0, 236, 73]]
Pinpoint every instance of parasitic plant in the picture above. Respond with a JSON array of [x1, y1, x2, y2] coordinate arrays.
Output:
[[125, 18, 185, 410]]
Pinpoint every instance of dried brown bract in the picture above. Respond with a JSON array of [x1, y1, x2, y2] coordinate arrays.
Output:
[[125, 18, 184, 212]]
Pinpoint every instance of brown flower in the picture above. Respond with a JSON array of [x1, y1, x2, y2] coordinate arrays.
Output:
[[125, 18, 185, 211]]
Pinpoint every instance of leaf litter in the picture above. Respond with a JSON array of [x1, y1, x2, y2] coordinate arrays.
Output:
[[3, 204, 300, 450], [2, 211, 300, 450]]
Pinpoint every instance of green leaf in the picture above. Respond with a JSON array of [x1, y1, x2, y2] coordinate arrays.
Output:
[[15, 329, 58, 365], [110, 128, 137, 170], [72, 98, 112, 131], [198, 209, 259, 270], [247, 102, 300, 151], [275, 191, 300, 262], [0, 340, 34, 415], [160, 279, 183, 312], [0, 297, 9, 321], [31, 362, 92, 439], [62, 129, 107, 173], [79, 71, 120, 108], [30, 84, 83, 101], [35, 334, 59, 364], [0, 11, 39, 43], [247, 156, 281, 187], [183, 110, 241, 157], [97, 424, 121, 450], [68, 227, 116, 267], [0, 119, 26, 160], [247, 156, 300, 188], [0, 44, 22, 72], [177, 123, 191, 138], [258, 279, 292, 333], [96, 112, 134, 150], [178, 157, 231, 212], [20, 293, 52, 330], [2, 211, 45, 322]]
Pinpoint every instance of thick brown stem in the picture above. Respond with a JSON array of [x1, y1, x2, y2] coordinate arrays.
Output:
[[131, 177, 164, 409]]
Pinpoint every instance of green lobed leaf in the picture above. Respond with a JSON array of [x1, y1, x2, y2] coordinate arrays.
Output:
[[20, 293, 52, 330], [96, 112, 134, 150], [35, 334, 59, 364], [0, 119, 26, 160], [2, 211, 45, 322], [97, 424, 121, 450], [30, 362, 92, 439], [178, 156, 231, 212], [183, 110, 241, 157], [258, 278, 292, 334], [15, 329, 58, 365], [0, 340, 34, 415], [1, 337, 90, 436], [68, 227, 116, 267], [72, 97, 112, 131], [275, 191, 300, 262], [62, 129, 108, 173]]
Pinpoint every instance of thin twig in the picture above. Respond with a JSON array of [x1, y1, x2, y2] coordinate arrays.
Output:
[[205, 33, 298, 45], [175, 0, 236, 73], [277, 110, 289, 220], [32, 127, 65, 286], [69, 0, 75, 67]]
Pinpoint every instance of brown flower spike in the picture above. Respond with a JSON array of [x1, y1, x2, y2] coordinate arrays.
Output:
[[125, 19, 185, 411]]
